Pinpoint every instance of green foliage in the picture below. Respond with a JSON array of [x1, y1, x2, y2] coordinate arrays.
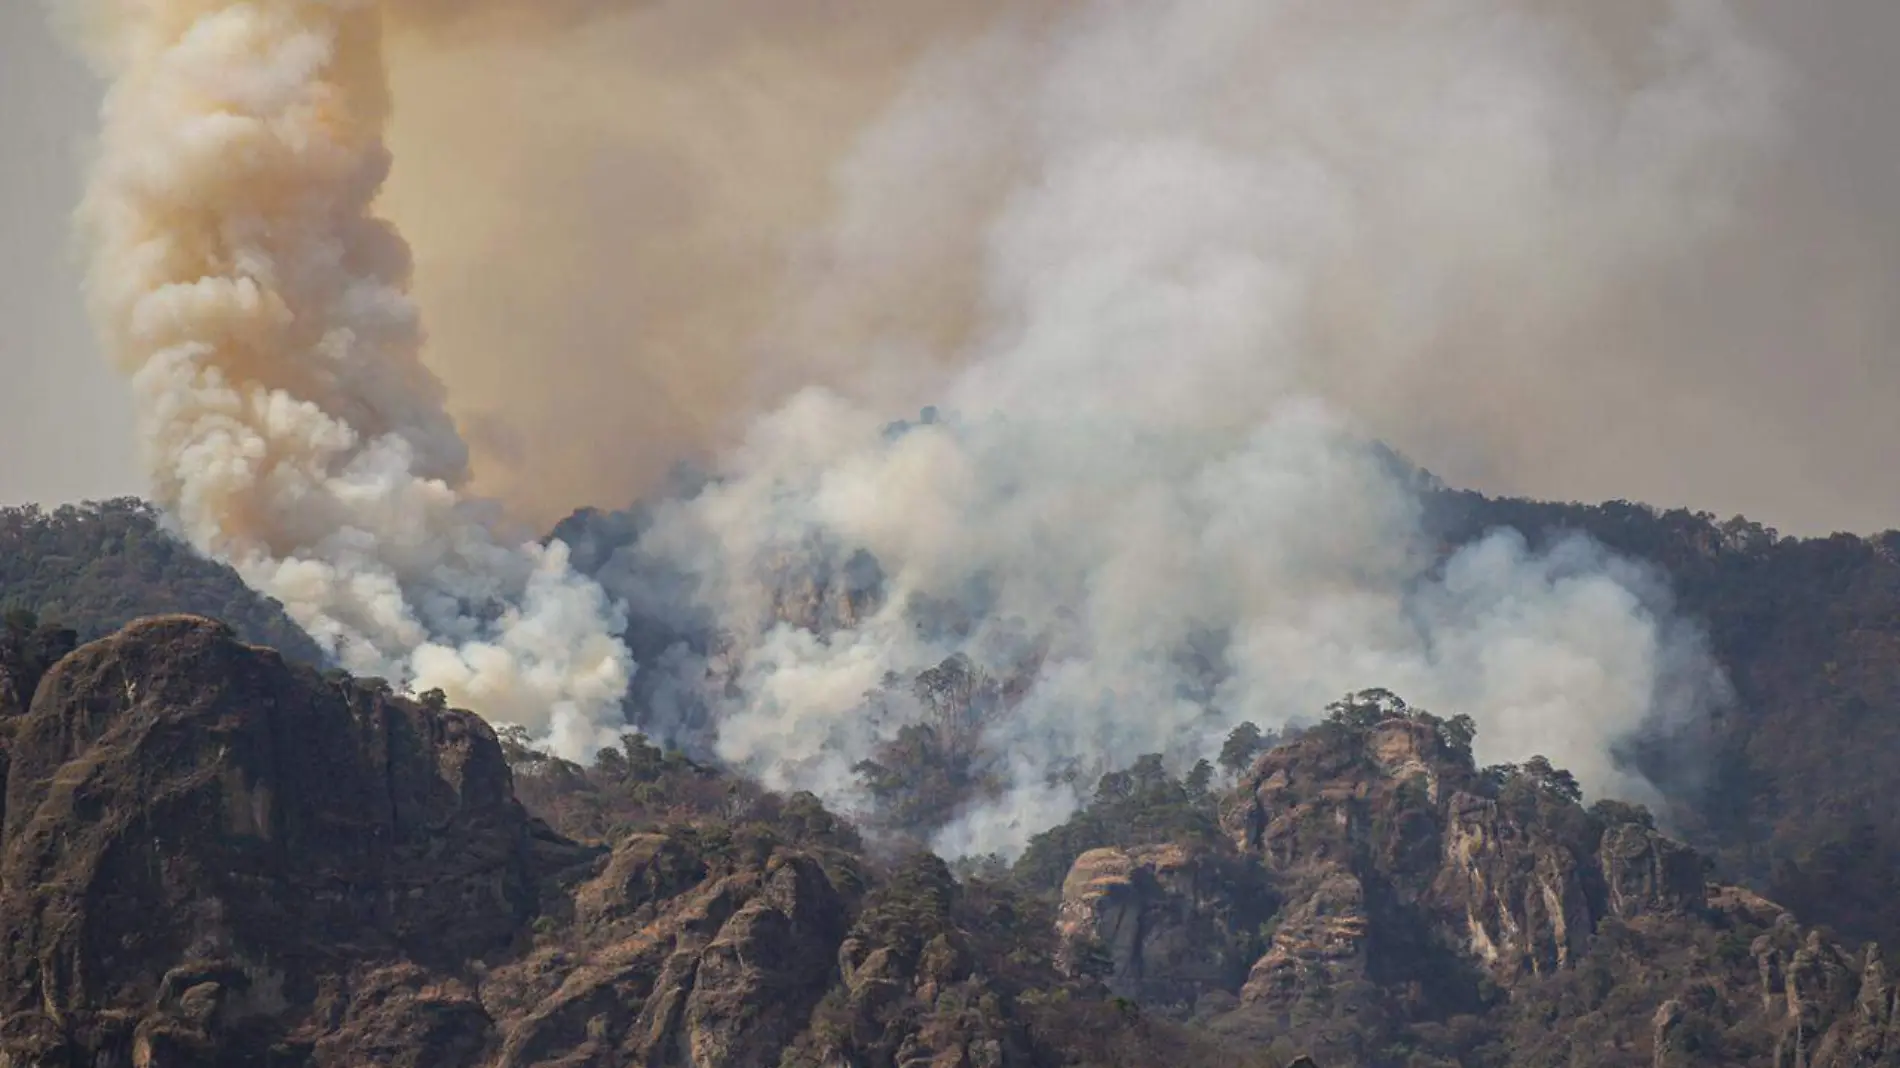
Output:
[[1219, 722, 1267, 775], [1487, 756, 1582, 808], [1437, 714, 1477, 761], [502, 727, 867, 864], [1013, 753, 1221, 892], [851, 655, 1010, 843], [1484, 755, 1599, 849], [1308, 689, 1477, 769], [1519, 756, 1582, 804], [1588, 799, 1657, 830], [1325, 687, 1412, 730], [1186, 758, 1215, 794], [1769, 821, 1900, 950], [0, 499, 323, 663], [0, 612, 78, 710], [853, 851, 959, 959]]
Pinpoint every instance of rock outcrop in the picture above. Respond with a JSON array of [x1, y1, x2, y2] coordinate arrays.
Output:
[[0, 615, 541, 1065], [19, 617, 1900, 1068], [1051, 708, 1900, 1067], [484, 831, 852, 1068], [1054, 844, 1273, 1015], [0, 617, 1277, 1068], [1601, 824, 1708, 919]]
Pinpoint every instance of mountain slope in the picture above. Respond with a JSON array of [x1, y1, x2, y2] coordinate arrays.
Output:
[[1429, 491, 1900, 948], [1044, 698, 1900, 1067], [0, 616, 1277, 1068], [0, 499, 323, 663]]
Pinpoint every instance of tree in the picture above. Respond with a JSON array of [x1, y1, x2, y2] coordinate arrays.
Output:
[[0, 498, 322, 662], [1588, 799, 1655, 829], [1325, 688, 1410, 730], [1522, 756, 1583, 805], [1220, 722, 1267, 776], [1440, 713, 1477, 758], [913, 653, 1000, 755], [1186, 758, 1215, 794]]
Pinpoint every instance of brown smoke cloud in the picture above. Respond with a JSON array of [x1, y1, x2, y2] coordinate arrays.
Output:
[[375, 0, 1054, 524], [71, 0, 633, 756], [372, 0, 1899, 537]]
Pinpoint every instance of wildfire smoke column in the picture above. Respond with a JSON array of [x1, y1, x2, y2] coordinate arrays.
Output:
[[70, 0, 632, 757]]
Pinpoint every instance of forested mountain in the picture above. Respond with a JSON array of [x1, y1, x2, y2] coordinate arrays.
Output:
[[2, 491, 1899, 1066], [1429, 491, 1900, 952], [0, 499, 322, 662]]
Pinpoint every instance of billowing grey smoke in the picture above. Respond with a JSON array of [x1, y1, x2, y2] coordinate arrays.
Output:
[[605, 0, 1768, 858]]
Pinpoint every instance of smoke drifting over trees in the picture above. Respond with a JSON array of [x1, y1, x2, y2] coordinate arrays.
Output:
[[364, 0, 1900, 536], [46, 0, 1895, 855], [514, 0, 1760, 856]]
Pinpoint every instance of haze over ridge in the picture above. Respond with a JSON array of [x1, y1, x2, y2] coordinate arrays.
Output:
[[0, 1, 1894, 537]]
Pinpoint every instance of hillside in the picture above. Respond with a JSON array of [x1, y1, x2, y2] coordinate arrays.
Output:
[[1039, 694, 1900, 1068], [1429, 492, 1900, 950], [553, 486, 1900, 954], [0, 615, 1277, 1067], [6, 494, 1900, 1064], [0, 499, 323, 663], [1, 618, 1896, 1066]]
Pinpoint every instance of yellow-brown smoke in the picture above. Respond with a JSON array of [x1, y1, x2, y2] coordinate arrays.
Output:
[[74, 0, 630, 756], [372, 0, 1053, 525], [375, 0, 1899, 537]]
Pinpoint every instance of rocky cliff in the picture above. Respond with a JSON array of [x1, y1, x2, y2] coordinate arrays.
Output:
[[0, 615, 548, 1065], [1051, 710, 1900, 1067], [0, 617, 1273, 1068], [7, 616, 1899, 1067]]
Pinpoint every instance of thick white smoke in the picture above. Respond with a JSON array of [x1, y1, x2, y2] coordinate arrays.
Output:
[[64, 0, 1778, 856], [72, 0, 631, 757], [636, 0, 1775, 856]]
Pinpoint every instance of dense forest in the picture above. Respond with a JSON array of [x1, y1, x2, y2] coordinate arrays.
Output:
[[0, 499, 322, 662]]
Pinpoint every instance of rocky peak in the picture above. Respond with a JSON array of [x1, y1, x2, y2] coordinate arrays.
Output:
[[1055, 707, 1829, 1063], [1432, 791, 1580, 974], [0, 615, 542, 1064], [1221, 715, 1470, 878], [1601, 823, 1709, 920], [1054, 844, 1275, 1015], [1214, 711, 1725, 981], [0, 617, 1273, 1068]]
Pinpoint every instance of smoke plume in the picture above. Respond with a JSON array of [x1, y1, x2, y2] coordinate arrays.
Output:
[[345, 0, 1900, 538], [614, 0, 1772, 856], [62, 0, 1823, 859], [71, 0, 630, 757], [371, 0, 1052, 524]]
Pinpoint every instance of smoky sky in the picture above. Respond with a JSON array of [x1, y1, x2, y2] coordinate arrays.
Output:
[[2, 0, 1897, 537], [0, 3, 134, 506]]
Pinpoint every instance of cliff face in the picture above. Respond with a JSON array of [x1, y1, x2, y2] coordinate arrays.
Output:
[[1053, 714, 1900, 1067], [1055, 843, 1275, 1015], [11, 617, 1900, 1068], [0, 618, 1272, 1068], [0, 616, 541, 1066]]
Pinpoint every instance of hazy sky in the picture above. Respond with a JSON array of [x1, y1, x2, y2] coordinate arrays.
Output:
[[0, 4, 136, 506], [2, 1, 1896, 536]]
